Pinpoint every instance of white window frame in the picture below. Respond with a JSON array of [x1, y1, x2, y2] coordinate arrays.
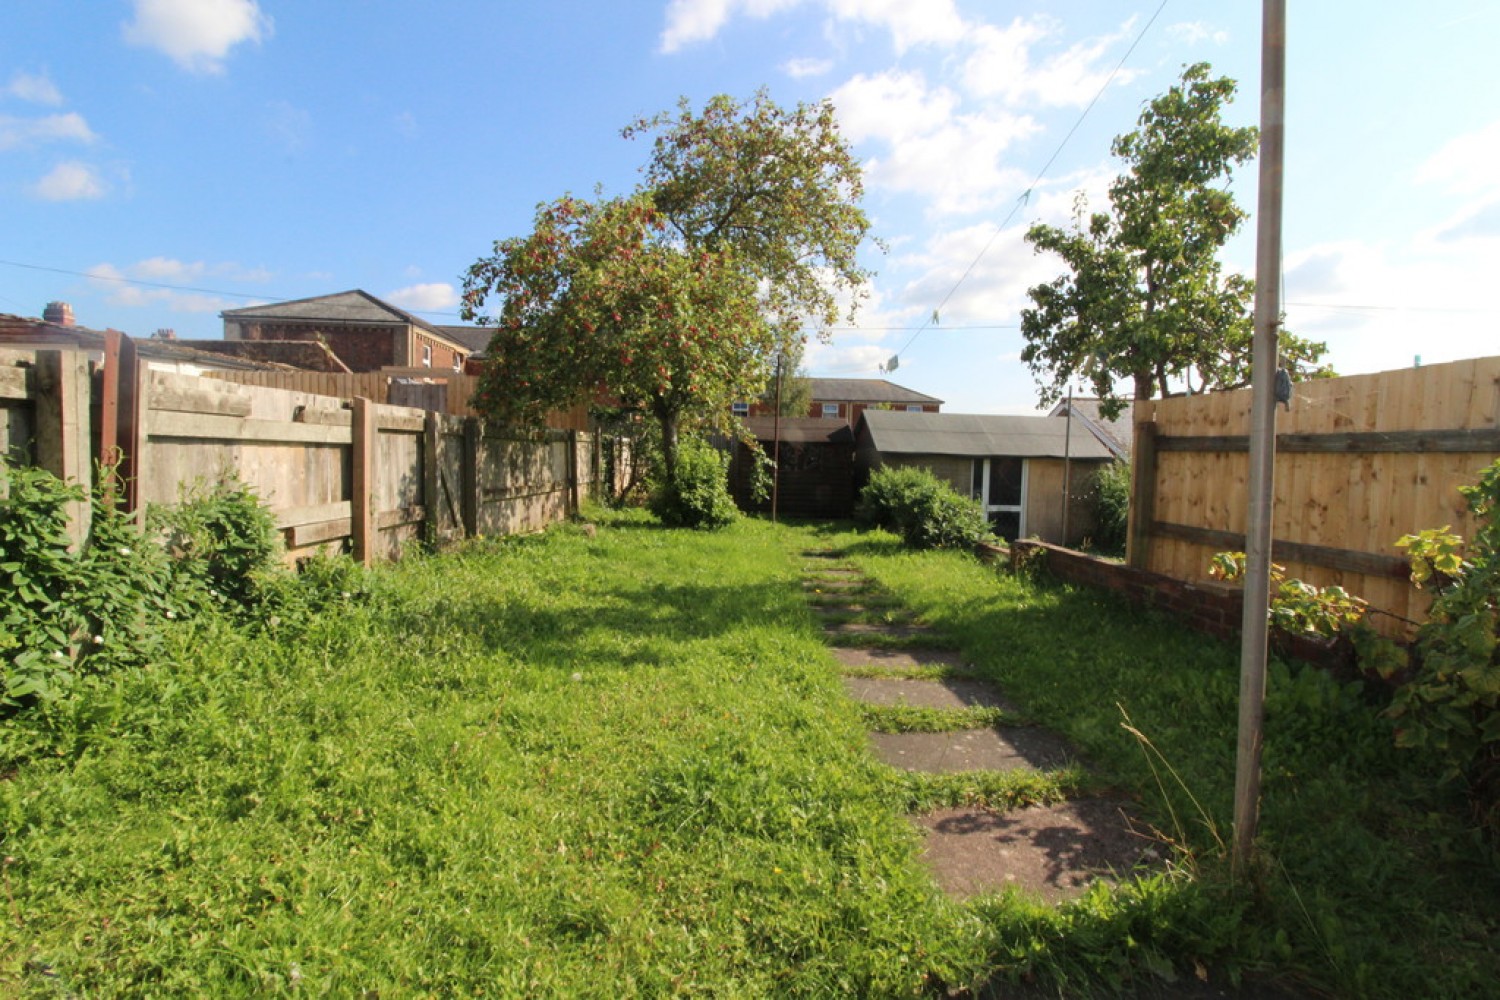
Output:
[[731, 401, 750, 416], [972, 457, 1028, 537], [905, 404, 924, 412], [821, 402, 841, 419], [421, 343, 433, 368]]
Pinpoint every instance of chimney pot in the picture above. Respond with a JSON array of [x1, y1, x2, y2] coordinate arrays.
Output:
[[43, 301, 74, 326]]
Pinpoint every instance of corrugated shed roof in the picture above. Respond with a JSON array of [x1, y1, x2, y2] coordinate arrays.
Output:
[[808, 377, 943, 405], [1048, 397, 1133, 457], [859, 409, 1114, 460], [0, 314, 291, 371]]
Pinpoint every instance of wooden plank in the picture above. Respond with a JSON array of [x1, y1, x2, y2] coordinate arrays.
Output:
[[423, 411, 439, 544], [31, 350, 92, 544], [462, 417, 480, 535], [376, 504, 425, 529], [377, 411, 426, 433], [149, 410, 352, 445], [151, 384, 254, 417], [275, 500, 352, 530], [293, 404, 351, 426], [288, 517, 352, 548], [1157, 427, 1500, 454], [0, 364, 27, 401], [352, 397, 375, 566], [1152, 520, 1410, 578]]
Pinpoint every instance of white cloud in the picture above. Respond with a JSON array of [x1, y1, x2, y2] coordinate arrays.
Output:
[[393, 111, 419, 139], [824, 0, 967, 53], [386, 282, 459, 311], [5, 71, 64, 105], [1166, 21, 1229, 46], [85, 258, 266, 312], [264, 101, 312, 151], [659, 0, 802, 53], [31, 161, 107, 201], [0, 112, 97, 150], [122, 0, 271, 75], [660, 0, 964, 54], [962, 16, 1140, 107], [782, 56, 833, 78], [1415, 120, 1500, 197], [831, 70, 1038, 214]]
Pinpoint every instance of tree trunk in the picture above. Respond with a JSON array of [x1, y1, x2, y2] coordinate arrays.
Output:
[[657, 406, 680, 487], [1133, 370, 1155, 402]]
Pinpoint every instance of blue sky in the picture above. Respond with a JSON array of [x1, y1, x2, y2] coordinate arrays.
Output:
[[3, 1, 1497, 414]]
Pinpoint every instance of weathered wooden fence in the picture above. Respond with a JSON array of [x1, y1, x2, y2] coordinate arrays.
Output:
[[3, 347, 622, 564], [204, 369, 591, 429], [1129, 355, 1500, 633]]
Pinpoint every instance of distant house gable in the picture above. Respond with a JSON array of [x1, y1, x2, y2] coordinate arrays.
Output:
[[1047, 397, 1133, 460], [747, 376, 943, 424], [222, 290, 472, 372]]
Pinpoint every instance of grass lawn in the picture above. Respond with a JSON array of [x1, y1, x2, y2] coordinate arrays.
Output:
[[2, 511, 1496, 997]]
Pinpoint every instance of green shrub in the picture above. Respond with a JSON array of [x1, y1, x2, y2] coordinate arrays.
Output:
[[1390, 459, 1500, 838], [856, 465, 990, 550], [855, 465, 942, 532], [1091, 458, 1131, 556], [149, 474, 282, 611], [651, 437, 738, 529], [1, 460, 181, 708]]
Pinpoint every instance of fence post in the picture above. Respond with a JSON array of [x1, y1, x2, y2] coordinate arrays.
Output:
[[352, 397, 376, 566], [568, 428, 580, 515], [1127, 420, 1158, 570], [423, 410, 439, 547], [32, 349, 92, 545], [462, 417, 480, 537]]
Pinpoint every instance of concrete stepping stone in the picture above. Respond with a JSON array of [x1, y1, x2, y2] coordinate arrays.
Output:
[[913, 798, 1160, 903], [828, 647, 971, 672], [870, 726, 1075, 773], [823, 620, 937, 638], [842, 676, 1018, 713]]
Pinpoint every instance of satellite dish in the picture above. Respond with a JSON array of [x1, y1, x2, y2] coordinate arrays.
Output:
[[885, 354, 899, 373]]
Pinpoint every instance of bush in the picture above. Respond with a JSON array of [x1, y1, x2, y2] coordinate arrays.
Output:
[[856, 465, 990, 550], [1091, 458, 1131, 556], [1389, 459, 1500, 838], [149, 474, 282, 612], [651, 437, 738, 529], [1, 461, 181, 708]]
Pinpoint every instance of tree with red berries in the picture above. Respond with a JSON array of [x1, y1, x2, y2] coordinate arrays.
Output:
[[461, 90, 873, 484]]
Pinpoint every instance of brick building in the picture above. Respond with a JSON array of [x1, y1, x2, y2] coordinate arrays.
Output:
[[740, 377, 942, 425], [221, 290, 473, 373]]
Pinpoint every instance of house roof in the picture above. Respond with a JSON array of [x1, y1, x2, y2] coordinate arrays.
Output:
[[1047, 397, 1133, 458], [0, 314, 291, 371], [858, 409, 1114, 460], [435, 324, 493, 354], [222, 290, 471, 354], [808, 377, 943, 405], [740, 416, 855, 444]]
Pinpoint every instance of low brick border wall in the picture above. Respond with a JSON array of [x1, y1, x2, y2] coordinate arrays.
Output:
[[996, 539, 1359, 675]]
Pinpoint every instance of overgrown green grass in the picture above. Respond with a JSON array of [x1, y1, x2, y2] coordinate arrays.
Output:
[[833, 525, 1500, 998], [4, 513, 1494, 997], [1, 514, 990, 997]]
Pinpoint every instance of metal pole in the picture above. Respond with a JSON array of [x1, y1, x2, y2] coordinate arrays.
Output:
[[1234, 0, 1285, 874], [771, 353, 782, 523], [1061, 386, 1073, 545]]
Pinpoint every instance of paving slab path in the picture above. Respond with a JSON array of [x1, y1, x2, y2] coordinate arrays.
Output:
[[799, 548, 1158, 907]]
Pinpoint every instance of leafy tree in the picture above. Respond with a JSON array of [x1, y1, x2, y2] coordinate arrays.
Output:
[[462, 91, 874, 483], [1020, 63, 1330, 419]]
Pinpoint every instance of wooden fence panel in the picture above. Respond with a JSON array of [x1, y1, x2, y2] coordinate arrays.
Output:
[[1133, 356, 1500, 635], [1, 350, 37, 466]]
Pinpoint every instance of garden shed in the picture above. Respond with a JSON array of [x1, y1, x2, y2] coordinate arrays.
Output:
[[854, 410, 1115, 545], [727, 417, 856, 519]]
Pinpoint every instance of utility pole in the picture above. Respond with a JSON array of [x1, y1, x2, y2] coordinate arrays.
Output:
[[1061, 386, 1074, 545], [1234, 0, 1286, 874], [771, 353, 782, 523]]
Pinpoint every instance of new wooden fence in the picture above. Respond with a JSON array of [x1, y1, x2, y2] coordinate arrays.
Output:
[[3, 348, 620, 563], [1128, 355, 1500, 634]]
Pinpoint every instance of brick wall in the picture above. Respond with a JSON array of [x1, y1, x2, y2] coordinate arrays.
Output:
[[1005, 539, 1365, 675]]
